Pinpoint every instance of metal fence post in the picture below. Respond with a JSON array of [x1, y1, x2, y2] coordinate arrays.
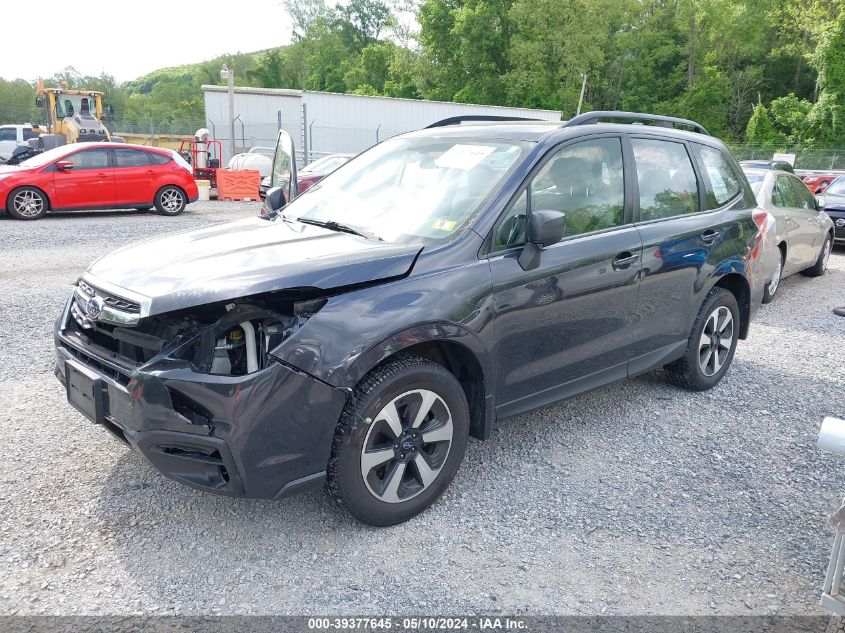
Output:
[[309, 120, 315, 164], [301, 103, 309, 165]]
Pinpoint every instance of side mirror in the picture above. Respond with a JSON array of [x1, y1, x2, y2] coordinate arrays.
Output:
[[271, 129, 297, 206], [56, 161, 74, 171], [816, 195, 825, 211], [518, 210, 565, 271], [263, 186, 287, 216]]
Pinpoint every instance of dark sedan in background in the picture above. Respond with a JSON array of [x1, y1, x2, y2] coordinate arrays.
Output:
[[818, 176, 845, 245], [259, 153, 353, 199]]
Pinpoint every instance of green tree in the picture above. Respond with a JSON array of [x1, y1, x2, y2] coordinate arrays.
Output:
[[745, 103, 786, 144]]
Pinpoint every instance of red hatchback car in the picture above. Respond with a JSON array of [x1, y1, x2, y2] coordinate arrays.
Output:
[[0, 142, 198, 220]]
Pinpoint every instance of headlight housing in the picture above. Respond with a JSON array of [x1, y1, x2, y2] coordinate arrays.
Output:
[[170, 299, 325, 376]]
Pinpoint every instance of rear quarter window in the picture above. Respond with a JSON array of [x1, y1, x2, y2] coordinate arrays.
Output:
[[693, 144, 742, 208], [149, 152, 172, 165], [632, 137, 700, 221]]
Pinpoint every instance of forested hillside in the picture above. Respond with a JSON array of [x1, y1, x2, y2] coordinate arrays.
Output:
[[0, 0, 842, 145]]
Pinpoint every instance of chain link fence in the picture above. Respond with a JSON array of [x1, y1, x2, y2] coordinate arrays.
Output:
[[730, 144, 845, 171], [5, 102, 845, 172]]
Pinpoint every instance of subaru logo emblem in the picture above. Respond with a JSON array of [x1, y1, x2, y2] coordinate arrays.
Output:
[[86, 296, 104, 320]]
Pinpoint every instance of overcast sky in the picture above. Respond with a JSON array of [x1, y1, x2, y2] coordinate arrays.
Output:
[[3, 0, 294, 82]]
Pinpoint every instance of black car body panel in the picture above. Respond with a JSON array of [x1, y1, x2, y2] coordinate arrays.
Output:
[[822, 186, 845, 243], [54, 119, 767, 500], [85, 218, 423, 316]]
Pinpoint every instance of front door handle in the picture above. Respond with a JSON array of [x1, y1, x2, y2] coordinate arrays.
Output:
[[612, 251, 640, 270], [96, 172, 108, 178], [701, 229, 720, 244]]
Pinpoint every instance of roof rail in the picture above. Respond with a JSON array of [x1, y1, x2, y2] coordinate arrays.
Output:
[[425, 115, 543, 129], [563, 111, 709, 136]]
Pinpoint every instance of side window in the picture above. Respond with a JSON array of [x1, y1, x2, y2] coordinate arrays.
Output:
[[529, 137, 625, 236], [632, 138, 700, 221], [22, 129, 39, 141], [0, 128, 16, 142], [114, 149, 151, 168], [788, 176, 815, 210], [692, 144, 741, 208], [64, 148, 110, 170], [149, 152, 172, 165], [493, 189, 528, 250], [774, 176, 799, 208]]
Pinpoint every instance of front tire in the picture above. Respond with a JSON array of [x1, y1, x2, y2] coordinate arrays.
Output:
[[154, 186, 187, 216], [665, 287, 740, 391], [326, 354, 469, 526], [803, 235, 832, 277], [6, 186, 48, 220]]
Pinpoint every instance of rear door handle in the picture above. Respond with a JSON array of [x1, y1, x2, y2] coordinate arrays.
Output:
[[612, 251, 640, 270], [701, 229, 720, 243], [96, 172, 108, 178]]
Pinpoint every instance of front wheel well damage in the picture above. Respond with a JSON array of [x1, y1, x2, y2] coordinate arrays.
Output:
[[714, 273, 750, 339], [369, 340, 488, 441]]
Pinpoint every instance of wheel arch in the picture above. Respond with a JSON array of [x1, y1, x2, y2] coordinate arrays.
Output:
[[712, 272, 751, 339], [156, 183, 187, 199], [7, 184, 52, 212], [346, 325, 495, 441]]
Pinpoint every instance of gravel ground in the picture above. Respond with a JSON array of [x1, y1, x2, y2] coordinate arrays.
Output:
[[0, 202, 844, 616]]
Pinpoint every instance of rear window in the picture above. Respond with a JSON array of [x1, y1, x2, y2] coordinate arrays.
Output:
[[693, 144, 742, 208]]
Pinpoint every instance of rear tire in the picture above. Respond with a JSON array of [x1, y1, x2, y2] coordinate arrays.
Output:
[[6, 186, 48, 220], [326, 354, 469, 526], [154, 186, 187, 216], [802, 235, 832, 277], [665, 287, 739, 391]]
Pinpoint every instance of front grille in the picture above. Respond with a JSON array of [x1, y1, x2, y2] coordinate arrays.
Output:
[[104, 296, 141, 314], [76, 280, 142, 315]]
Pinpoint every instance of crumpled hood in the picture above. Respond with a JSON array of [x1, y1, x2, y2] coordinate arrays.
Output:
[[84, 217, 422, 316]]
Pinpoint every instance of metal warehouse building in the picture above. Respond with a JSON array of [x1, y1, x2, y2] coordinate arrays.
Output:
[[202, 85, 561, 165]]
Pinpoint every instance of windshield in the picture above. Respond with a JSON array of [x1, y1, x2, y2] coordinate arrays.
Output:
[[284, 136, 527, 243], [744, 172, 764, 195], [301, 154, 350, 174], [18, 145, 72, 168], [56, 94, 97, 118], [825, 177, 845, 196]]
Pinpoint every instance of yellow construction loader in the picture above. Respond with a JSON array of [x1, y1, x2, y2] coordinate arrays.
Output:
[[34, 80, 123, 149]]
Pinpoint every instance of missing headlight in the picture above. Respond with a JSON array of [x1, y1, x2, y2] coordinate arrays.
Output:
[[171, 299, 324, 376]]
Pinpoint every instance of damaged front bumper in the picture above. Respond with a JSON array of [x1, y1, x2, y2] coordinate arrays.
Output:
[[53, 300, 348, 500]]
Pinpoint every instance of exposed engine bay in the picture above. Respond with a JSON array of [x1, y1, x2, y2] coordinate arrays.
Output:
[[67, 282, 326, 377]]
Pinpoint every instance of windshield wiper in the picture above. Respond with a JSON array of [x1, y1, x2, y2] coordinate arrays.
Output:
[[296, 217, 383, 241]]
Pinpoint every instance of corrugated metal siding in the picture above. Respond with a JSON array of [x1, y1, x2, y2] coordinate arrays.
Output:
[[203, 85, 561, 164]]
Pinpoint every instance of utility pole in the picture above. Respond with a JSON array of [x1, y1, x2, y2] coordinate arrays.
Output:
[[221, 64, 235, 160], [576, 74, 587, 116]]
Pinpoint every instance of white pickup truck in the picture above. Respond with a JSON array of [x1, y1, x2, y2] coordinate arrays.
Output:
[[0, 124, 40, 161]]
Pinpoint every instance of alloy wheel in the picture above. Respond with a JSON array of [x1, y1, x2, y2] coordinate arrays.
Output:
[[13, 190, 44, 218], [698, 306, 734, 377], [360, 389, 453, 504], [160, 189, 184, 212]]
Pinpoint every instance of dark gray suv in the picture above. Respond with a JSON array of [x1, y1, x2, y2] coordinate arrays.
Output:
[[55, 111, 768, 526]]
